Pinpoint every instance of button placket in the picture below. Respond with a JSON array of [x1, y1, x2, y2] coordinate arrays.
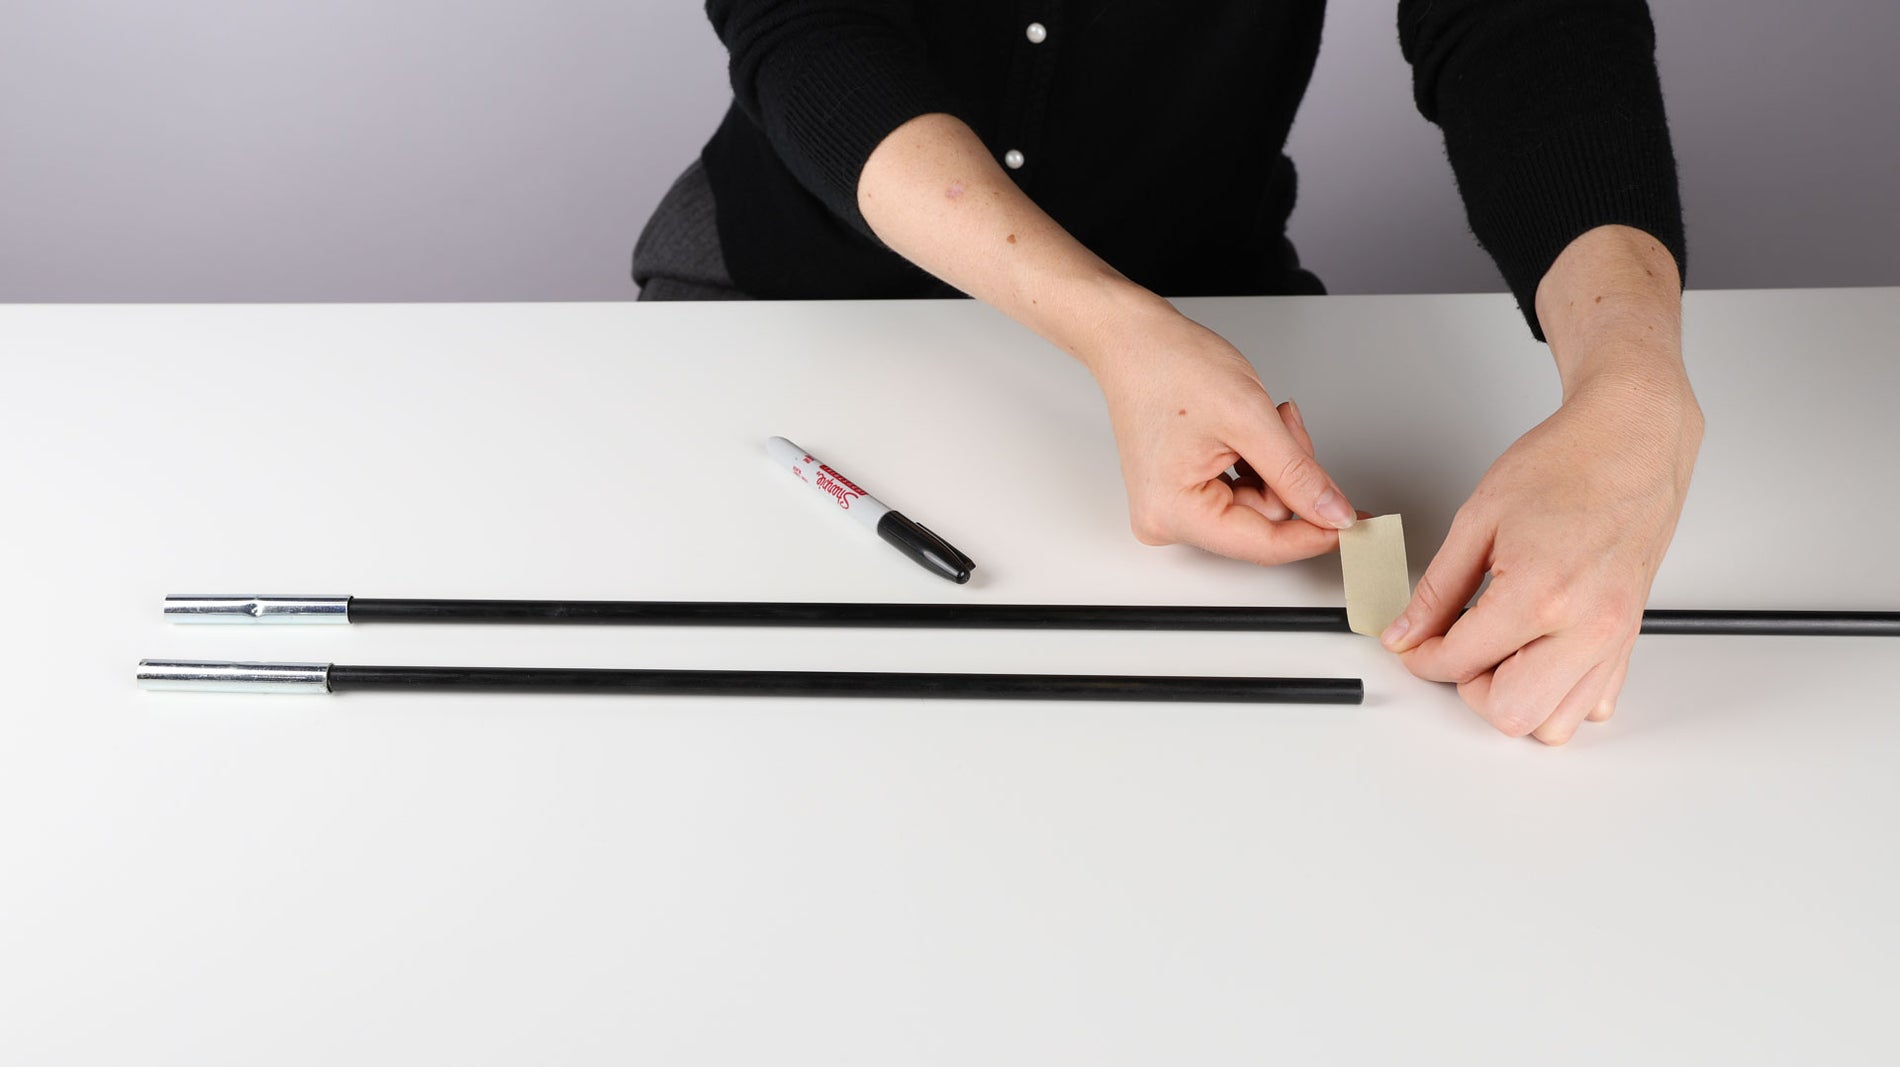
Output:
[[1000, 6, 1060, 182]]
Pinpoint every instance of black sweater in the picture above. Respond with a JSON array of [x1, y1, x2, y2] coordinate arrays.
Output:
[[699, 0, 1685, 339]]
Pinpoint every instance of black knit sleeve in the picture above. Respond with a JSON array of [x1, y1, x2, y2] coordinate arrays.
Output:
[[1398, 0, 1686, 340], [706, 0, 962, 235]]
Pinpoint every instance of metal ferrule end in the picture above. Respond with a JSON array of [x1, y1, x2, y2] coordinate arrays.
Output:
[[165, 595, 351, 624], [138, 659, 331, 693]]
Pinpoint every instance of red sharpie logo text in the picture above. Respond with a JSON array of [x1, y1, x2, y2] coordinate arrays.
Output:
[[815, 465, 866, 509]]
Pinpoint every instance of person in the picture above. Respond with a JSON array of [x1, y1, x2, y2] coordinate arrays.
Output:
[[635, 1, 1704, 746]]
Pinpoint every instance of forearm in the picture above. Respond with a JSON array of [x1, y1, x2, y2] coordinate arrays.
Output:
[[857, 113, 1170, 369], [1536, 224, 1693, 404]]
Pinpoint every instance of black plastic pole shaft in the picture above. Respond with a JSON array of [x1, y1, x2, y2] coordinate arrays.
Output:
[[1635, 610, 1900, 637], [345, 599, 1354, 630], [324, 665, 1363, 704], [343, 599, 1900, 636]]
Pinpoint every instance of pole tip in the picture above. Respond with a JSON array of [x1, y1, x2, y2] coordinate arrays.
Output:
[[138, 659, 331, 693], [164, 596, 350, 624]]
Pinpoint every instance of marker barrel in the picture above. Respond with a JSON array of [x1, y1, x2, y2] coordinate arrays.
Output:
[[766, 436, 891, 530]]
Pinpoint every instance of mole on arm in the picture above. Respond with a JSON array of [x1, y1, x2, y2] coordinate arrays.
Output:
[[1006, 233, 1017, 244], [1177, 408, 1188, 416]]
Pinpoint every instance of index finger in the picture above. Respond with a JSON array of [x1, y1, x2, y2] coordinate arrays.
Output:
[[1399, 588, 1547, 685], [1174, 480, 1341, 566], [1230, 420, 1357, 533]]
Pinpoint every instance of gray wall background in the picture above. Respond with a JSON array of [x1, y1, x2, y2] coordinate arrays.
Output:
[[2, 1, 1895, 303]]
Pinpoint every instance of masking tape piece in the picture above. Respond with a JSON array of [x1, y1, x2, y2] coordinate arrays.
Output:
[[1339, 514, 1409, 638]]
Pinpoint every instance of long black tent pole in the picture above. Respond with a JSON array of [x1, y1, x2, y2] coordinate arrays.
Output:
[[136, 660, 1364, 705], [1637, 610, 1900, 637], [165, 596, 1900, 638]]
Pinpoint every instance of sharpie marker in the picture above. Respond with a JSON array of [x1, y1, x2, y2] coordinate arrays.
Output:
[[767, 436, 975, 583]]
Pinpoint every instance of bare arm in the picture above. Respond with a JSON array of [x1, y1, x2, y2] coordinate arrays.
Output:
[[858, 113, 1361, 563], [858, 114, 1152, 362], [1385, 224, 1703, 744]]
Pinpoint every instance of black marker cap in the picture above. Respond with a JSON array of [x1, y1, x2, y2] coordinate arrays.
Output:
[[876, 511, 975, 584]]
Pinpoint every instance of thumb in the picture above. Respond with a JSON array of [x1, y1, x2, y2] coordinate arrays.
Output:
[[1382, 514, 1490, 653], [1233, 416, 1356, 531]]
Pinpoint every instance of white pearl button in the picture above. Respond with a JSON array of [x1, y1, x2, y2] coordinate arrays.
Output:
[[1003, 149, 1025, 170], [1025, 22, 1047, 44]]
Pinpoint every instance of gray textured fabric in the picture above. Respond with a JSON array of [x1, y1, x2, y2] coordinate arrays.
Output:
[[633, 159, 751, 301]]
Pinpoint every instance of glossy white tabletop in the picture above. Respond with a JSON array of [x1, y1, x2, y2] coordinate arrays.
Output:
[[2, 289, 1896, 1064]]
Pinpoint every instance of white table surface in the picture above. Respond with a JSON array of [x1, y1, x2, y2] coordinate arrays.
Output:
[[2, 289, 1896, 1064]]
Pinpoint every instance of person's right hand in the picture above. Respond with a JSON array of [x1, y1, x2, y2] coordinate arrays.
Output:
[[1085, 304, 1360, 565], [852, 113, 1356, 565]]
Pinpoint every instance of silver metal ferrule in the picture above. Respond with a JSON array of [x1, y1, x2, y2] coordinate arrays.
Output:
[[165, 595, 351, 624], [138, 659, 332, 693]]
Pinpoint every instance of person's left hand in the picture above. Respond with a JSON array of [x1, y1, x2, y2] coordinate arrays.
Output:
[[1379, 376, 1704, 744]]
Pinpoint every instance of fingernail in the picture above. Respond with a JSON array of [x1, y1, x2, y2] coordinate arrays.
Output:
[[1287, 399, 1306, 431], [1380, 615, 1410, 649], [1313, 487, 1355, 529]]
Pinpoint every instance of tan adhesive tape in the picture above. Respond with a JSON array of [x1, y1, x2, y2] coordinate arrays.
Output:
[[1339, 514, 1409, 637]]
